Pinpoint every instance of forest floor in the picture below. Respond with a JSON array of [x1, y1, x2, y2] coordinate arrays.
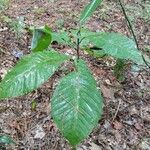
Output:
[[0, 0, 150, 150]]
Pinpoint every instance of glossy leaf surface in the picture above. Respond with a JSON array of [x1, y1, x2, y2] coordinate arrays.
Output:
[[80, 0, 102, 23], [52, 59, 103, 146], [0, 51, 69, 99], [31, 25, 52, 52], [84, 32, 147, 65]]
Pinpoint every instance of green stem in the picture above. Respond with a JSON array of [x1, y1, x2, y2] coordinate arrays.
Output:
[[72, 147, 77, 150], [76, 29, 81, 60], [118, 0, 150, 68]]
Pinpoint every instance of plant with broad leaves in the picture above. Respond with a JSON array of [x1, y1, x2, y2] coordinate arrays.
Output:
[[0, 0, 149, 149]]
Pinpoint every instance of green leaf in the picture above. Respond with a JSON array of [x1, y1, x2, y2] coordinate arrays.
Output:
[[31, 25, 52, 52], [52, 59, 103, 146], [51, 31, 71, 45], [80, 0, 103, 23], [71, 29, 98, 47], [84, 32, 148, 65], [71, 30, 149, 65], [31, 99, 37, 111], [85, 47, 106, 58], [0, 51, 69, 99], [0, 135, 15, 144]]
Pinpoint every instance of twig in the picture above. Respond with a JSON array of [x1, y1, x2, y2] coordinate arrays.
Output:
[[111, 98, 122, 122], [118, 0, 150, 68]]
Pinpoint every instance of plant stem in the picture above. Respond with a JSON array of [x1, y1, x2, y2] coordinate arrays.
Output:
[[118, 0, 150, 68], [76, 28, 81, 60], [72, 146, 77, 150]]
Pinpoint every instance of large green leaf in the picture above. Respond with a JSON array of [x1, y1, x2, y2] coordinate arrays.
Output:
[[31, 25, 52, 52], [52, 59, 103, 146], [0, 51, 69, 99], [84, 32, 148, 65], [80, 0, 103, 23]]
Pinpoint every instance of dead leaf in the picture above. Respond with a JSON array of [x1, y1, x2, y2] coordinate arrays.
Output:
[[114, 131, 122, 142], [134, 123, 143, 131], [130, 106, 139, 115], [89, 143, 102, 150], [104, 79, 112, 85], [100, 85, 114, 99], [112, 120, 123, 130], [34, 125, 45, 139]]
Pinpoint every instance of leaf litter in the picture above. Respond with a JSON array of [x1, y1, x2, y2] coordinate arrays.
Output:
[[0, 0, 150, 149]]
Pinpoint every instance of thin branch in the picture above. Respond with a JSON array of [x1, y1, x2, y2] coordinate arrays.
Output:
[[111, 98, 122, 122], [79, 37, 86, 45], [118, 0, 150, 68]]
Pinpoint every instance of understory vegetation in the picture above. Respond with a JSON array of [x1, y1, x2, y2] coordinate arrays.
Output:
[[0, 0, 149, 149]]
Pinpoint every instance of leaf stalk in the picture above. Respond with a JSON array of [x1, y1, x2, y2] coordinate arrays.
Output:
[[76, 29, 81, 60]]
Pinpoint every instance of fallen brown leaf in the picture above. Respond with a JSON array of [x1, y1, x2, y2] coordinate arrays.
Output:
[[112, 120, 123, 130]]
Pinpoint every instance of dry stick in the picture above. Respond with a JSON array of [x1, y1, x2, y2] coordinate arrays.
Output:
[[118, 0, 150, 68], [111, 98, 122, 122]]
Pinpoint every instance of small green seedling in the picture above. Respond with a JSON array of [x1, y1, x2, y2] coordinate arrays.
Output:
[[0, 0, 149, 149]]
